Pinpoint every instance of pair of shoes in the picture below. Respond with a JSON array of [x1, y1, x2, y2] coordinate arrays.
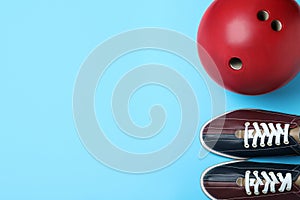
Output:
[[200, 109, 300, 199]]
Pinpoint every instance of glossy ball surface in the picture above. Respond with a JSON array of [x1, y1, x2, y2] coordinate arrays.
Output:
[[197, 0, 300, 95]]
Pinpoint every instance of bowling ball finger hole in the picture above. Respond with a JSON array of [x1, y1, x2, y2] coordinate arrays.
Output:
[[271, 20, 283, 32], [229, 57, 243, 70], [257, 10, 269, 21]]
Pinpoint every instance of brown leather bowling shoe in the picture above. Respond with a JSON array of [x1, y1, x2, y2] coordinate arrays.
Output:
[[201, 161, 300, 200], [200, 109, 300, 159]]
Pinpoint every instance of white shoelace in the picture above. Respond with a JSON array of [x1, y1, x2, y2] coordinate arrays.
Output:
[[245, 170, 292, 195], [244, 122, 290, 148]]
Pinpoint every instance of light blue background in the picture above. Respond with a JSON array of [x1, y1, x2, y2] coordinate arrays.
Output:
[[1, 0, 300, 199]]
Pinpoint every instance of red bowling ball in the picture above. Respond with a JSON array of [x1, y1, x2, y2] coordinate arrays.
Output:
[[197, 0, 300, 95]]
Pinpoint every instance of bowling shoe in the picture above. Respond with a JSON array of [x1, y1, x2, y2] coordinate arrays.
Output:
[[201, 161, 300, 199], [200, 109, 300, 159]]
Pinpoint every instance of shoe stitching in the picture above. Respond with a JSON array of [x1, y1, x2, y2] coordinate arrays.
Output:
[[204, 120, 298, 130]]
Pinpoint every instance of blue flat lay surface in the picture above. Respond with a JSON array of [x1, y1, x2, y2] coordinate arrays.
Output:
[[1, 0, 300, 199]]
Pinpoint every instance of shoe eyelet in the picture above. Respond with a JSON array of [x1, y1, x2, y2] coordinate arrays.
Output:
[[267, 143, 272, 146], [262, 190, 267, 194], [284, 141, 289, 145], [245, 122, 250, 126]]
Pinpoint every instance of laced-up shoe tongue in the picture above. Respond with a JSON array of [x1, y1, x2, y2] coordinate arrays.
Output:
[[235, 122, 300, 148], [236, 171, 297, 196]]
